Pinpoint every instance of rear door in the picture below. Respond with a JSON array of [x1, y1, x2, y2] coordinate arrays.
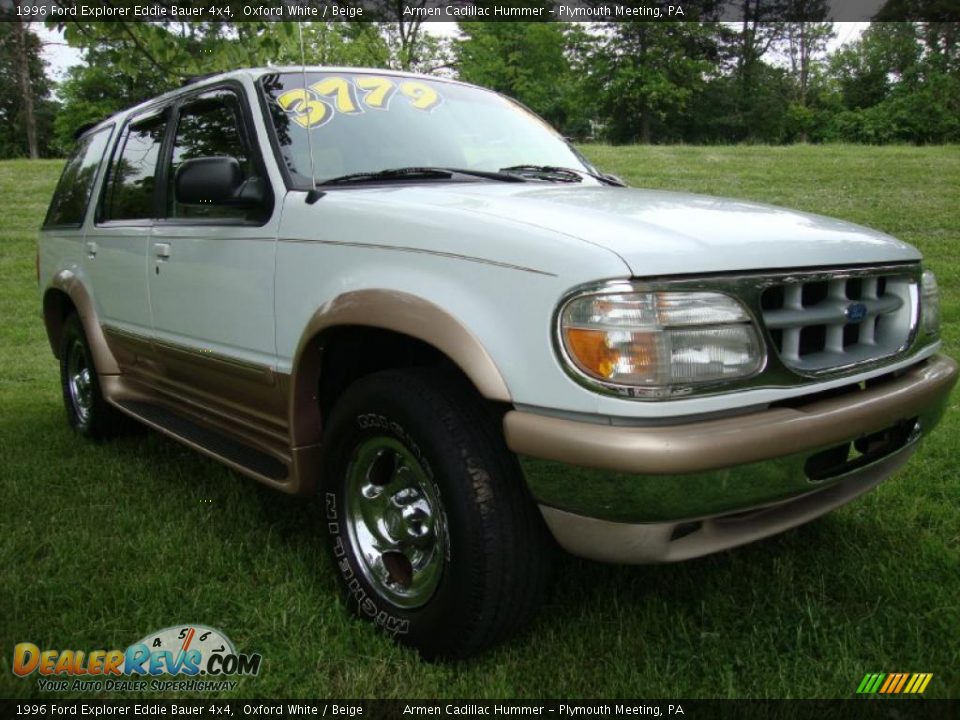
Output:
[[85, 108, 168, 353], [147, 85, 283, 420]]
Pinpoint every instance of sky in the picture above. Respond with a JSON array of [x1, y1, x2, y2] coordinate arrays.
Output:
[[34, 23, 84, 83], [34, 21, 869, 85]]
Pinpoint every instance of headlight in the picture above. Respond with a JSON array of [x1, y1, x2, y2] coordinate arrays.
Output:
[[921, 270, 940, 336], [558, 289, 764, 397]]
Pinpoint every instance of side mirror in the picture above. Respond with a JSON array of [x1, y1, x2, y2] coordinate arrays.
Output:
[[174, 157, 266, 207]]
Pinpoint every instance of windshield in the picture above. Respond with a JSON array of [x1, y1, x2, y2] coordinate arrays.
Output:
[[259, 71, 593, 185]]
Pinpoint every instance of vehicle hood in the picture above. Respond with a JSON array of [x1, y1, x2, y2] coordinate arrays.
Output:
[[373, 183, 920, 276]]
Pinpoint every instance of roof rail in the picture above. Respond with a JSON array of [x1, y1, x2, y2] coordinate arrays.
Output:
[[181, 72, 221, 87], [72, 121, 99, 140]]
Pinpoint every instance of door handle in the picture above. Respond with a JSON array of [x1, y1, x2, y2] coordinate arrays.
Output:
[[85, 241, 97, 259], [153, 243, 171, 259]]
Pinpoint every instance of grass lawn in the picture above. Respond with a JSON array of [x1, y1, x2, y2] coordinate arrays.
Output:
[[1, 145, 958, 700]]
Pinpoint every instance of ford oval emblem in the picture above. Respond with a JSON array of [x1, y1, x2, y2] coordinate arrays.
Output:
[[846, 302, 868, 323]]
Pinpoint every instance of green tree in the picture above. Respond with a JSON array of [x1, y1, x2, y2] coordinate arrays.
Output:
[[52, 45, 170, 149], [592, 23, 716, 143], [455, 22, 587, 134], [332, 0, 452, 72], [681, 61, 793, 143], [0, 20, 57, 158], [779, 17, 834, 141], [781, 21, 834, 106], [49, 20, 437, 147], [52, 20, 287, 84], [343, 23, 451, 73], [825, 21, 959, 143], [260, 22, 391, 68], [829, 23, 921, 110]]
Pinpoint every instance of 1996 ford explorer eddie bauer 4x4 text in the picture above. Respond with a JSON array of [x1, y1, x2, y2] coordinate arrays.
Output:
[[40, 68, 956, 659]]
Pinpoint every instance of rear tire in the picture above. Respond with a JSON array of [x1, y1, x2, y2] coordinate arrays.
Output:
[[321, 368, 553, 659], [59, 313, 123, 440]]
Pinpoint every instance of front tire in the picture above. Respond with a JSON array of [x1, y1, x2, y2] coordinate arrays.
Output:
[[321, 368, 553, 659], [59, 313, 122, 439]]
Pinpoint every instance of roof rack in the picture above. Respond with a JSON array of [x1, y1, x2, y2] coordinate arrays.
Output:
[[72, 121, 99, 140], [68, 72, 226, 140], [181, 72, 221, 87]]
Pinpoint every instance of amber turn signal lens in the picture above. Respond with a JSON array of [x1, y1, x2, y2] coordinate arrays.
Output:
[[564, 328, 660, 382], [564, 328, 618, 379]]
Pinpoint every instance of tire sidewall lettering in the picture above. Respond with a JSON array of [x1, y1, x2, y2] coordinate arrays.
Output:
[[326, 412, 426, 636]]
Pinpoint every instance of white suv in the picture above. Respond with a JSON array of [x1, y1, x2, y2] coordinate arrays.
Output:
[[39, 67, 956, 659]]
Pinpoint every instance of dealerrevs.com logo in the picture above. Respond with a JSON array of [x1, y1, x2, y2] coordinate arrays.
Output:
[[13, 625, 262, 693]]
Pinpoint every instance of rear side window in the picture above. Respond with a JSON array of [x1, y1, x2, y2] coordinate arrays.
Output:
[[43, 126, 112, 228], [101, 114, 167, 222]]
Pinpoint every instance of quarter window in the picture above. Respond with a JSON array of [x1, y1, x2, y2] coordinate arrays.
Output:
[[102, 114, 167, 222], [43, 126, 112, 228]]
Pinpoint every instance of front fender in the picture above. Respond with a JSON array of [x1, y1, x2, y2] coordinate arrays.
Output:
[[288, 290, 512, 447]]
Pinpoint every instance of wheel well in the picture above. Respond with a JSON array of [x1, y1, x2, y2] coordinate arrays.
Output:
[[42, 288, 77, 359], [316, 326, 502, 423]]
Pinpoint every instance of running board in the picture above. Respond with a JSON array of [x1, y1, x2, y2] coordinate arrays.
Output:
[[112, 399, 289, 482]]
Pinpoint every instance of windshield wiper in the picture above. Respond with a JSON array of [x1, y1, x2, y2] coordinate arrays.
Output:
[[500, 164, 626, 186], [319, 166, 525, 186]]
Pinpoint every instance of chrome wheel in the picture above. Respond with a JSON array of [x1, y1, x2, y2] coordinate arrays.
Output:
[[344, 436, 448, 609], [66, 338, 93, 426]]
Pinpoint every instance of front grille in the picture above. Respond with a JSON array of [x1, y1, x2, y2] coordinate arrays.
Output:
[[760, 270, 917, 374]]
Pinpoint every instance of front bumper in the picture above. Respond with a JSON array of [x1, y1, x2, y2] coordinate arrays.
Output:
[[504, 355, 957, 563]]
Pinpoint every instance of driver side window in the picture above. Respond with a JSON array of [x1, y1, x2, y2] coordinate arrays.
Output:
[[167, 91, 259, 221]]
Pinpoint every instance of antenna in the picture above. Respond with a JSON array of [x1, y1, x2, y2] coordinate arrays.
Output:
[[297, 22, 322, 202]]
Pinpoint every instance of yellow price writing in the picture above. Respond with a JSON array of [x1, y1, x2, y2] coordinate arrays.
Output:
[[276, 76, 443, 129], [276, 88, 330, 129], [310, 77, 361, 114], [354, 75, 397, 110], [399, 81, 441, 110]]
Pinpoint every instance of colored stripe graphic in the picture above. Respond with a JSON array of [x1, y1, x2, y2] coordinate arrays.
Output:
[[903, 674, 920, 694], [888, 673, 906, 693], [857, 672, 932, 695], [857, 673, 886, 695], [893, 674, 909, 693]]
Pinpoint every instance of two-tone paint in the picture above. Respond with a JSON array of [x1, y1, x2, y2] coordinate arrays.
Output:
[[40, 67, 956, 564]]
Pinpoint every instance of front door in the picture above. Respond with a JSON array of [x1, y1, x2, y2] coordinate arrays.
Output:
[[147, 87, 284, 429]]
